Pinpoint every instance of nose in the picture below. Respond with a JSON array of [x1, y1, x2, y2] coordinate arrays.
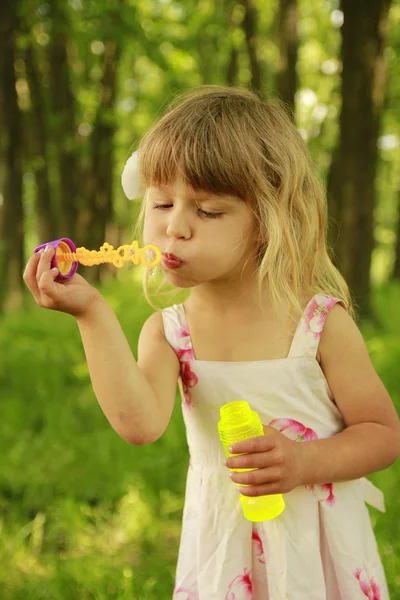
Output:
[[166, 207, 191, 240]]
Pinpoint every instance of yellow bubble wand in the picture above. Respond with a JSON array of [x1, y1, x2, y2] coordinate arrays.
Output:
[[34, 238, 161, 279]]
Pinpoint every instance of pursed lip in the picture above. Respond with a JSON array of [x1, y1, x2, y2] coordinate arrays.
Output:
[[162, 252, 184, 268]]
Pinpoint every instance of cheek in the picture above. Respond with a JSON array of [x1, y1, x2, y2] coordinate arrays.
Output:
[[142, 220, 152, 245], [143, 211, 160, 245], [238, 215, 259, 249], [227, 220, 256, 253]]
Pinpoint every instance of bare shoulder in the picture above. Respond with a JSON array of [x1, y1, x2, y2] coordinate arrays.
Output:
[[139, 310, 165, 340], [137, 311, 180, 435], [318, 303, 400, 432], [138, 311, 179, 370], [318, 303, 371, 377], [318, 303, 363, 358]]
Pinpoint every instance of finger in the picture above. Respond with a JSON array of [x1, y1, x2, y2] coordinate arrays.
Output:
[[37, 265, 62, 306], [237, 481, 281, 497], [227, 435, 275, 456], [228, 433, 276, 455], [263, 425, 279, 436], [226, 448, 276, 470], [230, 466, 281, 487], [23, 250, 44, 302], [36, 244, 55, 283]]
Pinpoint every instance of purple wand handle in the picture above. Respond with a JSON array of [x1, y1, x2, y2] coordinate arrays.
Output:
[[34, 238, 79, 279]]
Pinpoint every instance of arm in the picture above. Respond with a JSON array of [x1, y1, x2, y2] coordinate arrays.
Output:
[[225, 305, 400, 496], [77, 301, 180, 445], [299, 304, 400, 484]]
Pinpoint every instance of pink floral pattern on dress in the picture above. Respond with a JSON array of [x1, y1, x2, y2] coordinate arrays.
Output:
[[353, 568, 381, 599], [303, 295, 339, 339], [305, 482, 335, 506], [225, 569, 252, 600], [269, 417, 335, 505], [173, 587, 194, 599], [269, 418, 319, 442], [252, 528, 266, 564], [171, 325, 198, 410]]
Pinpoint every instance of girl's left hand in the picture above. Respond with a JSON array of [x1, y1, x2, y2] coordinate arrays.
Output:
[[224, 426, 305, 496]]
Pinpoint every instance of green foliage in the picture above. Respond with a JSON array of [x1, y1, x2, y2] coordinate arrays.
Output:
[[13, 0, 400, 284], [361, 282, 400, 594], [0, 277, 187, 599], [4, 0, 400, 593], [1, 280, 400, 598]]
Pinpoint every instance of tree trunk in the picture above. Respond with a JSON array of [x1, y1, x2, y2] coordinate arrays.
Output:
[[0, 1, 24, 312], [226, 1, 239, 85], [239, 0, 262, 92], [327, 0, 392, 318], [226, 46, 239, 86], [81, 40, 120, 283], [393, 191, 400, 279], [277, 0, 298, 114], [25, 43, 57, 242], [47, 0, 79, 240]]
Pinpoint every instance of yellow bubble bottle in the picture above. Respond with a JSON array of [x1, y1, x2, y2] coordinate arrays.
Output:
[[218, 400, 285, 522]]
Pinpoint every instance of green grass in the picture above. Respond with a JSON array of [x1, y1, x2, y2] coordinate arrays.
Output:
[[1, 277, 400, 598]]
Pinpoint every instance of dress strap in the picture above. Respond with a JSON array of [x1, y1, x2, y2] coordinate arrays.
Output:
[[288, 294, 346, 360], [161, 304, 195, 362]]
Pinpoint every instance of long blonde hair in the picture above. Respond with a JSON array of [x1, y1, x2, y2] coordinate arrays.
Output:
[[133, 85, 354, 322]]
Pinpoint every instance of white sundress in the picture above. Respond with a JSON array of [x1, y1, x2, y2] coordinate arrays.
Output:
[[161, 293, 389, 600]]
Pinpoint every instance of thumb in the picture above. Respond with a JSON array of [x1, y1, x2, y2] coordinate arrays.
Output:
[[262, 424, 279, 437]]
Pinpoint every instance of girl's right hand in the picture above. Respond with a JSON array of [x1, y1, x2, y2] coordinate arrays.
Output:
[[23, 244, 102, 318]]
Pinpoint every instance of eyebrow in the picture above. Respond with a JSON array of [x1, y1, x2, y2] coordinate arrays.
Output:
[[189, 194, 234, 204], [149, 187, 238, 205]]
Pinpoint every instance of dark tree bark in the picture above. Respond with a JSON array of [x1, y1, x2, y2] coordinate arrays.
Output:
[[327, 0, 392, 318], [81, 40, 120, 283], [196, 35, 214, 84], [277, 0, 298, 114], [25, 43, 57, 242], [47, 0, 80, 240], [226, 1, 239, 86], [393, 192, 400, 279], [0, 1, 24, 312], [239, 0, 262, 92], [226, 46, 239, 86]]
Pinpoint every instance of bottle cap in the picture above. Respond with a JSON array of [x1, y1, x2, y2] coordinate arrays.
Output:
[[34, 238, 78, 279]]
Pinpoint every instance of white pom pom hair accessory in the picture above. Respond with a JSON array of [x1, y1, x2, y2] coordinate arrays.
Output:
[[121, 150, 158, 277], [121, 150, 145, 199]]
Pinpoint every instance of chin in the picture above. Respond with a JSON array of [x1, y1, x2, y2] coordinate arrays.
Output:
[[163, 262, 220, 287], [163, 269, 196, 288]]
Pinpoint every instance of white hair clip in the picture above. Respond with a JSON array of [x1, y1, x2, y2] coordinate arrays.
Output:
[[121, 150, 145, 199]]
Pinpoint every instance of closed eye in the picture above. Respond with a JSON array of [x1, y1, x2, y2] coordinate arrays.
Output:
[[152, 204, 224, 219], [198, 208, 224, 219], [153, 204, 173, 210]]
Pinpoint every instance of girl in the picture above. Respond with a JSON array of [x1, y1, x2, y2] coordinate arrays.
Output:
[[24, 86, 400, 600]]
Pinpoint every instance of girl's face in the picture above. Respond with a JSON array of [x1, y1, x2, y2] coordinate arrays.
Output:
[[143, 178, 259, 288]]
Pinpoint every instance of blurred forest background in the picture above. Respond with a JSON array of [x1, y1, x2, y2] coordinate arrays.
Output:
[[1, 0, 400, 598]]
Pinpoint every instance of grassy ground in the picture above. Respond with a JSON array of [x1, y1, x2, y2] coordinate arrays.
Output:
[[1, 277, 400, 599]]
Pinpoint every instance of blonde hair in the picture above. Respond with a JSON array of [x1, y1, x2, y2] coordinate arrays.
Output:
[[133, 85, 354, 322]]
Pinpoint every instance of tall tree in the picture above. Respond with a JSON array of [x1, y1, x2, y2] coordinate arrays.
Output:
[[226, 2, 239, 86], [24, 42, 57, 243], [239, 0, 262, 92], [393, 192, 400, 279], [47, 0, 80, 240], [277, 0, 298, 113], [0, 1, 24, 312], [81, 39, 120, 283], [327, 0, 392, 318]]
